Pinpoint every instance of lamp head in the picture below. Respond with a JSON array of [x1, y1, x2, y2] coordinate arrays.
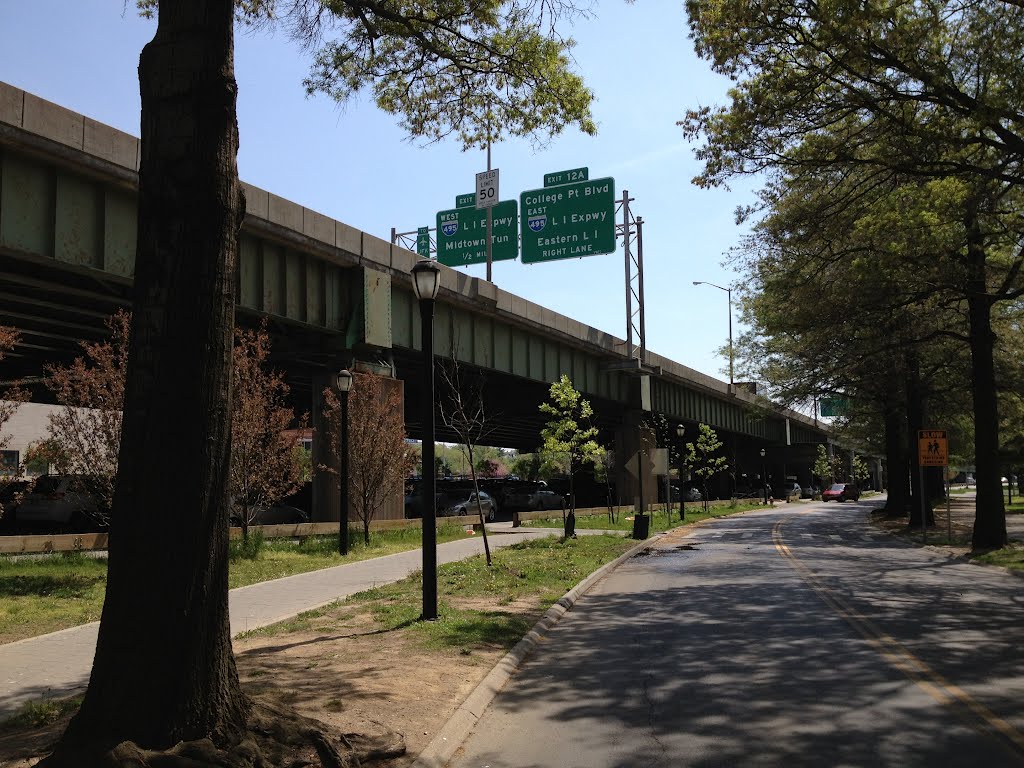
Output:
[[676, 425, 686, 438], [411, 259, 441, 301], [335, 369, 353, 394], [759, 448, 766, 458]]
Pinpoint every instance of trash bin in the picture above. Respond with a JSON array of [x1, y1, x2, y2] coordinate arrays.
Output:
[[632, 513, 649, 540]]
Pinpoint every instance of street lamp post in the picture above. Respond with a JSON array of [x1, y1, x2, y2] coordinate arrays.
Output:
[[676, 424, 686, 520], [412, 259, 441, 621], [760, 448, 768, 505], [334, 369, 352, 556], [693, 281, 734, 387]]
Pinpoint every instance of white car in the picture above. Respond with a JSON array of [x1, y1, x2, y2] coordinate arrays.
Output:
[[17, 475, 101, 531]]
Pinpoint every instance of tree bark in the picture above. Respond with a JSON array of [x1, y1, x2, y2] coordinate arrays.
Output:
[[905, 350, 935, 527], [882, 371, 909, 517], [42, 0, 247, 759], [966, 213, 1008, 549]]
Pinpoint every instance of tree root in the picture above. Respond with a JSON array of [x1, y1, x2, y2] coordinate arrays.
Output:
[[36, 697, 405, 768]]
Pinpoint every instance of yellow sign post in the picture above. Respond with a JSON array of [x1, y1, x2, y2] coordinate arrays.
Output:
[[918, 429, 948, 467]]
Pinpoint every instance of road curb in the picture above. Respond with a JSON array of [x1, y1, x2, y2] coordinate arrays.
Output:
[[410, 533, 657, 768]]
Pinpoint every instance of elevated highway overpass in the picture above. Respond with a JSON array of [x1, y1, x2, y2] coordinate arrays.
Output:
[[0, 81, 837, 518]]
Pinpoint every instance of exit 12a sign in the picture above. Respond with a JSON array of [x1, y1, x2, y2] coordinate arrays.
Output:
[[520, 176, 615, 264]]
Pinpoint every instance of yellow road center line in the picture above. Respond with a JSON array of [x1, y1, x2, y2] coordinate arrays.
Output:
[[773, 515, 1024, 757]]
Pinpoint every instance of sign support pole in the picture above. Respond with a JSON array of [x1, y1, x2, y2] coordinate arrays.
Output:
[[920, 465, 927, 545], [637, 216, 646, 357], [622, 190, 633, 361], [485, 112, 493, 283], [946, 471, 952, 544], [617, 190, 646, 368]]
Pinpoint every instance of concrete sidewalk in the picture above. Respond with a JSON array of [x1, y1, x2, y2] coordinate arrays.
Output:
[[0, 523, 571, 719], [932, 490, 1024, 543]]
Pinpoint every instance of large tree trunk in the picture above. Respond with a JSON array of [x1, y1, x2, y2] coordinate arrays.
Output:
[[905, 350, 934, 527], [966, 214, 1007, 549], [882, 378, 909, 517], [42, 0, 247, 760]]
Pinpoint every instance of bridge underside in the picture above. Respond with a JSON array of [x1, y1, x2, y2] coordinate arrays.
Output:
[[0, 81, 840, 515]]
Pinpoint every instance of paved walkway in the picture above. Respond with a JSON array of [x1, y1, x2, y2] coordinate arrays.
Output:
[[0, 523, 578, 719], [928, 490, 1023, 545]]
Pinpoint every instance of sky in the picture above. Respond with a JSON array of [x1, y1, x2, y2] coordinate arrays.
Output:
[[0, 0, 760, 383]]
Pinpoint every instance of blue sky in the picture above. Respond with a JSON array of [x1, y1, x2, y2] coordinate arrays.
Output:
[[0, 0, 758, 382]]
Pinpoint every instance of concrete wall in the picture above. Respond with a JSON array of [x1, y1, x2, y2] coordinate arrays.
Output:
[[1, 401, 64, 476]]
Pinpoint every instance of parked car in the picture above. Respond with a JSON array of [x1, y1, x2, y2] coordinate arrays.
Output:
[[498, 483, 540, 511], [0, 479, 32, 533], [801, 484, 820, 499], [528, 489, 565, 511], [680, 484, 702, 502], [442, 491, 497, 521], [777, 482, 802, 502], [822, 483, 860, 502], [733, 483, 769, 500], [16, 475, 102, 531]]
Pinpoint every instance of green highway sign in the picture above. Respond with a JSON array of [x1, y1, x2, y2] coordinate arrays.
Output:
[[520, 177, 616, 264], [435, 199, 519, 267], [416, 226, 430, 258], [820, 397, 850, 417], [544, 167, 588, 187], [455, 193, 476, 208]]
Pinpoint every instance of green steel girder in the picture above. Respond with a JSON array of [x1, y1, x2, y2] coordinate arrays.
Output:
[[390, 283, 627, 402]]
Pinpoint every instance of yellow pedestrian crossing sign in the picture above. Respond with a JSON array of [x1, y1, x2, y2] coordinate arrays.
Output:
[[918, 430, 948, 467]]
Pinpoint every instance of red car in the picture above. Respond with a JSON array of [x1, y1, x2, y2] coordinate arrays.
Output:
[[822, 483, 860, 502]]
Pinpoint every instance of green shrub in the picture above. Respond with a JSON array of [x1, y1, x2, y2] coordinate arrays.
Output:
[[230, 529, 265, 561]]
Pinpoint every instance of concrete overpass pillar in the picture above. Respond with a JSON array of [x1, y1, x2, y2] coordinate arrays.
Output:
[[311, 373, 340, 523], [311, 366, 407, 524], [614, 411, 657, 512]]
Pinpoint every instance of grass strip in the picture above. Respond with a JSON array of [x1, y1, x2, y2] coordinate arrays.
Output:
[[972, 545, 1024, 571], [237, 533, 639, 654], [0, 524, 471, 645], [522, 501, 763, 532]]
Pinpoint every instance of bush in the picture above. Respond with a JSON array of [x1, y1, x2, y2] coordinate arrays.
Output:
[[230, 529, 265, 561]]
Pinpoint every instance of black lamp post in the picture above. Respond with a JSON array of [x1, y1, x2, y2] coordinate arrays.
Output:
[[334, 369, 352, 556], [760, 448, 768, 505], [676, 424, 686, 520], [412, 258, 440, 621]]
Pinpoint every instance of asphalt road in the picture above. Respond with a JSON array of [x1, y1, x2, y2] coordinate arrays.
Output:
[[449, 499, 1024, 767]]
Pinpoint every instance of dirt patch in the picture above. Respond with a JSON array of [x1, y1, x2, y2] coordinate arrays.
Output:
[[869, 507, 974, 558], [0, 598, 547, 767]]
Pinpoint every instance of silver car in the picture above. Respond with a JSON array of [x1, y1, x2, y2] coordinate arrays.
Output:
[[443, 491, 497, 521]]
